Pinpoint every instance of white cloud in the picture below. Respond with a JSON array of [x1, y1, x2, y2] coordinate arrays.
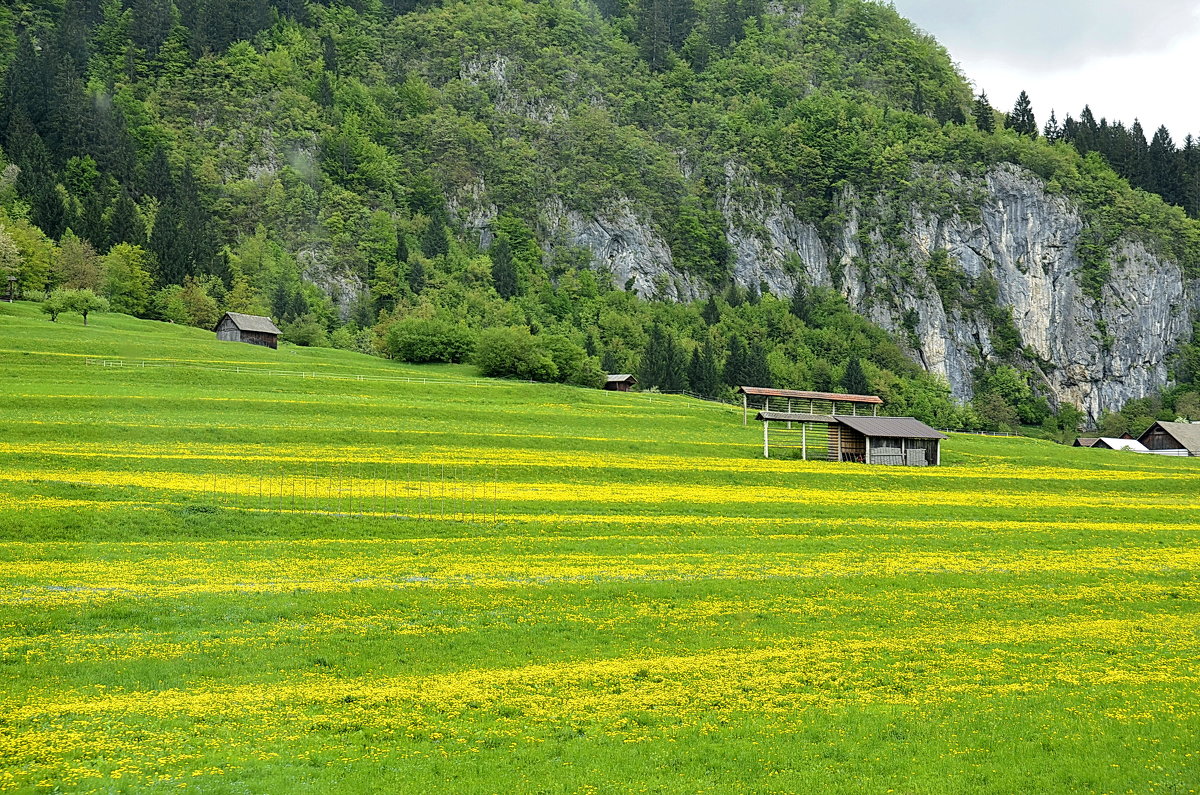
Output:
[[891, 0, 1200, 136]]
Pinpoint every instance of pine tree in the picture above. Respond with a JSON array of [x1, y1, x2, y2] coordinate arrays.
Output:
[[972, 92, 995, 133], [789, 281, 808, 322], [842, 357, 870, 395], [490, 237, 518, 299], [701, 294, 721, 325], [1148, 125, 1182, 206], [686, 337, 720, 397], [1005, 91, 1037, 137], [640, 323, 686, 391], [1042, 109, 1061, 142], [745, 340, 771, 387], [406, 258, 426, 294], [106, 188, 144, 248]]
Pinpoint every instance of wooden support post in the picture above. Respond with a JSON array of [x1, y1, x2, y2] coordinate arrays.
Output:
[[865, 436, 872, 465], [743, 393, 748, 426], [802, 423, 807, 461], [873, 404, 878, 416], [935, 441, 941, 467], [763, 421, 770, 459], [787, 399, 792, 429]]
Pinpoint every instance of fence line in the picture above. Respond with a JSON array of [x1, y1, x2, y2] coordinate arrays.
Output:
[[166, 461, 505, 525], [83, 357, 743, 414]]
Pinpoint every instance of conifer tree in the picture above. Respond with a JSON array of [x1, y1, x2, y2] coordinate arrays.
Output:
[[789, 281, 808, 322], [701, 294, 721, 325], [1042, 109, 1061, 142], [722, 334, 748, 387], [686, 337, 720, 397], [972, 92, 995, 133], [842, 357, 870, 395], [640, 322, 686, 391], [490, 237, 518, 299], [407, 258, 426, 294], [1005, 91, 1037, 137]]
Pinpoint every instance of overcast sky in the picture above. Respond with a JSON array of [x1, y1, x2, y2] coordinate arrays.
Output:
[[890, 0, 1200, 140]]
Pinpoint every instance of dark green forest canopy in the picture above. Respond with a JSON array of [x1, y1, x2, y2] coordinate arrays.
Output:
[[1, 0, 1198, 430]]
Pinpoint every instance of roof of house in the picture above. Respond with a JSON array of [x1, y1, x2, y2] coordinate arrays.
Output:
[[756, 411, 838, 424], [1074, 437, 1101, 448], [1139, 421, 1200, 452], [606, 374, 637, 383], [1095, 438, 1150, 453], [737, 386, 884, 405], [217, 312, 281, 335], [755, 412, 948, 441], [835, 415, 949, 440]]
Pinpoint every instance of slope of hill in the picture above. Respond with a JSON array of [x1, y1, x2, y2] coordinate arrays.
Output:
[[1, 1, 1198, 420], [2, 302, 1199, 792]]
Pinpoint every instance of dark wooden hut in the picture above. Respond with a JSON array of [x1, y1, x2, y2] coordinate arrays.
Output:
[[215, 312, 281, 350], [1138, 421, 1200, 456], [604, 374, 637, 392], [1073, 437, 1101, 448]]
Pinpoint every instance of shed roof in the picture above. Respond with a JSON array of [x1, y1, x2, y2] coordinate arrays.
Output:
[[217, 312, 281, 335], [835, 416, 948, 440], [606, 374, 637, 384], [1073, 437, 1101, 448], [737, 386, 884, 405], [1139, 421, 1200, 452], [1095, 438, 1150, 453], [756, 411, 838, 424]]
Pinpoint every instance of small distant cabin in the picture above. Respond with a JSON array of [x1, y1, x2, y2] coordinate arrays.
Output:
[[1138, 421, 1200, 457], [755, 411, 947, 466], [215, 312, 281, 350], [604, 374, 637, 392], [1073, 437, 1101, 448]]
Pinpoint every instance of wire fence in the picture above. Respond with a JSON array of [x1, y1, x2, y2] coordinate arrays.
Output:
[[180, 462, 504, 525]]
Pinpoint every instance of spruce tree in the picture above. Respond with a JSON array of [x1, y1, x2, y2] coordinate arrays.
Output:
[[490, 237, 518, 299], [789, 281, 808, 322], [842, 357, 870, 395], [406, 258, 426, 294], [1005, 91, 1037, 137], [640, 323, 686, 391], [972, 92, 995, 133], [1042, 109, 1061, 142], [745, 340, 772, 387], [686, 337, 721, 397], [701, 294, 721, 325], [722, 334, 748, 387]]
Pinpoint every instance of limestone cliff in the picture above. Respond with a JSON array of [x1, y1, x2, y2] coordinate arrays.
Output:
[[511, 163, 1195, 420]]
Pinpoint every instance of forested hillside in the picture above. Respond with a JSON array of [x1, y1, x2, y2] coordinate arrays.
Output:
[[1, 0, 1198, 432]]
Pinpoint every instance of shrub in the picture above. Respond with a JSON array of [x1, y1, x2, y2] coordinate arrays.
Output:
[[383, 317, 475, 363], [282, 314, 329, 347], [475, 327, 558, 382]]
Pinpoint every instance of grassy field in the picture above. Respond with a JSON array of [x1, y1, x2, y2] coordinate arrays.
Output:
[[1, 300, 1198, 794]]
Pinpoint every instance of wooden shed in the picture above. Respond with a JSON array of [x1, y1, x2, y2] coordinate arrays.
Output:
[[604, 374, 637, 392], [1138, 421, 1200, 456], [215, 312, 281, 350], [736, 386, 883, 426], [756, 412, 947, 466]]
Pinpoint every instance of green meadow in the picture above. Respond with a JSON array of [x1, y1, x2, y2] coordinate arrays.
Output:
[[1, 301, 1198, 794]]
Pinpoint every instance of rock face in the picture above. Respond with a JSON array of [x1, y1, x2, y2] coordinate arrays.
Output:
[[506, 162, 1195, 419]]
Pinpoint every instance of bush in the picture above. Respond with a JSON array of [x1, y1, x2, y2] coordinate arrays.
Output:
[[383, 317, 475, 363], [475, 327, 559, 382], [282, 314, 329, 347]]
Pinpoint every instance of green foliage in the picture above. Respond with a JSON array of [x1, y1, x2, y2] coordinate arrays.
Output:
[[102, 243, 154, 316], [383, 316, 475, 363], [281, 314, 330, 348], [475, 326, 559, 382], [45, 287, 109, 325]]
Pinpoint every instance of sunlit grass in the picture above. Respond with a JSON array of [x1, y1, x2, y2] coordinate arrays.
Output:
[[1, 301, 1198, 794]]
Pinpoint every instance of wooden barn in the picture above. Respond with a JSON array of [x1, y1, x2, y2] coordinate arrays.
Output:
[[215, 312, 281, 350], [736, 386, 883, 426], [604, 374, 637, 392], [1138, 421, 1200, 456], [755, 411, 947, 466]]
